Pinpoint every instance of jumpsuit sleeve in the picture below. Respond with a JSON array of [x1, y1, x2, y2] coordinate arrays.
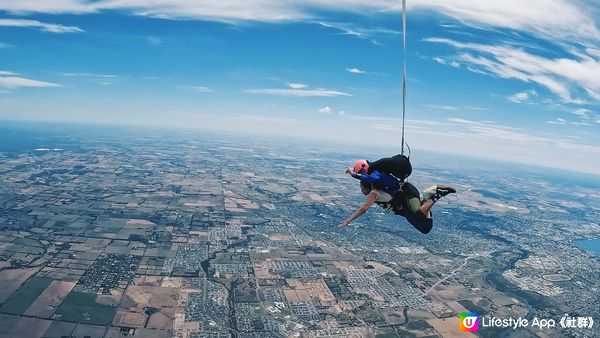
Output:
[[351, 171, 381, 183]]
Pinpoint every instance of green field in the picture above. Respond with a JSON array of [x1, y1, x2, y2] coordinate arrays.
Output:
[[0, 277, 52, 315], [54, 291, 116, 325]]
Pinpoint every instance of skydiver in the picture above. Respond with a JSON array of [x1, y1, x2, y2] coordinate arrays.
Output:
[[338, 159, 455, 234]]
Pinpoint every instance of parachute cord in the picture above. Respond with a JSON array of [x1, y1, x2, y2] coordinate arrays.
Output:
[[400, 0, 407, 155]]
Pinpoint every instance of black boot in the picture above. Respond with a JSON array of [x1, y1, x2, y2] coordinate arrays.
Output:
[[430, 185, 456, 202]]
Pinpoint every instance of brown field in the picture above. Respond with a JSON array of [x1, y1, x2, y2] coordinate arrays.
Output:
[[97, 294, 122, 306], [105, 327, 173, 338], [284, 289, 309, 302], [114, 285, 178, 329], [24, 280, 76, 318], [133, 275, 163, 286], [160, 277, 182, 288], [269, 233, 291, 241], [72, 323, 107, 338], [427, 317, 477, 338], [10, 317, 52, 338], [37, 266, 85, 281], [41, 321, 77, 338], [429, 284, 473, 301], [147, 311, 173, 329], [0, 267, 39, 303], [445, 301, 470, 315], [113, 310, 147, 327], [285, 279, 335, 302]]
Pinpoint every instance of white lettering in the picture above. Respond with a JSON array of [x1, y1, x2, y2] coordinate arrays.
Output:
[[532, 317, 555, 329]]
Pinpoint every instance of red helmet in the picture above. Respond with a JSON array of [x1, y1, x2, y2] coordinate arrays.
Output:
[[353, 159, 369, 174]]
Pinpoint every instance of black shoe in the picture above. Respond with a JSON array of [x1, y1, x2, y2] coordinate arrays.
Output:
[[435, 185, 456, 197]]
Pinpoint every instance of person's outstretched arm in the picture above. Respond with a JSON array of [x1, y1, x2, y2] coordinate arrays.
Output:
[[345, 166, 383, 183], [338, 191, 378, 228]]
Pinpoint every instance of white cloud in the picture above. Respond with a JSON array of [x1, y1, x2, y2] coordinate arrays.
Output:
[[318, 106, 332, 114], [338, 110, 345, 116], [192, 86, 212, 93], [414, 0, 600, 44], [546, 117, 594, 126], [62, 72, 117, 78], [245, 88, 350, 97], [507, 89, 537, 103], [0, 76, 62, 89], [0, 1, 596, 43], [315, 21, 400, 45], [0, 1, 94, 14], [464, 106, 488, 111], [345, 67, 366, 74], [423, 104, 459, 111], [433, 57, 460, 68], [0, 70, 18, 75], [0, 18, 83, 33], [446, 117, 547, 143], [287, 82, 308, 89], [245, 83, 350, 97], [427, 38, 600, 103], [571, 108, 590, 118], [547, 118, 567, 125]]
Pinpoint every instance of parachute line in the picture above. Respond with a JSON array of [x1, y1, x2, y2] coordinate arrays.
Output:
[[401, 0, 408, 155]]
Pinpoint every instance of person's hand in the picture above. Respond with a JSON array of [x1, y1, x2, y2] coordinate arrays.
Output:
[[338, 219, 350, 228], [345, 167, 353, 174]]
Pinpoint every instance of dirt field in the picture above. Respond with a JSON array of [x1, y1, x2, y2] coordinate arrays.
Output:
[[133, 275, 163, 286], [104, 327, 173, 338], [0, 267, 39, 303], [427, 317, 477, 338], [269, 233, 291, 241], [72, 323, 107, 338], [114, 285, 178, 329], [429, 284, 473, 301], [147, 311, 173, 329], [24, 280, 77, 318], [10, 317, 52, 338], [41, 321, 77, 338], [113, 310, 147, 327], [160, 277, 182, 288]]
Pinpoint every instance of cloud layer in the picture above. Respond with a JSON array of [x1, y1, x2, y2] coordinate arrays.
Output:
[[0, 76, 62, 89], [428, 38, 600, 104], [1, 0, 597, 42], [245, 83, 350, 97], [0, 18, 83, 33]]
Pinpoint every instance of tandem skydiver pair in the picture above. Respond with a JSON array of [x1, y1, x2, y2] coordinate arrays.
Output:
[[338, 154, 455, 234]]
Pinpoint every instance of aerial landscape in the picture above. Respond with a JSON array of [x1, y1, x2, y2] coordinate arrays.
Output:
[[0, 124, 598, 338], [1, 0, 600, 337]]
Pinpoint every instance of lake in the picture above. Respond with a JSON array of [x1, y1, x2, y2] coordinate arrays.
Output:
[[575, 239, 600, 257]]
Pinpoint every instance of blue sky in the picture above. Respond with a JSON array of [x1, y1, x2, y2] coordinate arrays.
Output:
[[0, 1, 599, 174]]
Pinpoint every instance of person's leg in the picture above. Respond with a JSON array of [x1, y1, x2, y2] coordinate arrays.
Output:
[[405, 211, 433, 234], [423, 185, 455, 202], [419, 199, 435, 219], [420, 184, 456, 217]]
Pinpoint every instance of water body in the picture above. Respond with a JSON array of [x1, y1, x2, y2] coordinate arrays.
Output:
[[0, 123, 73, 153], [575, 239, 600, 257]]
